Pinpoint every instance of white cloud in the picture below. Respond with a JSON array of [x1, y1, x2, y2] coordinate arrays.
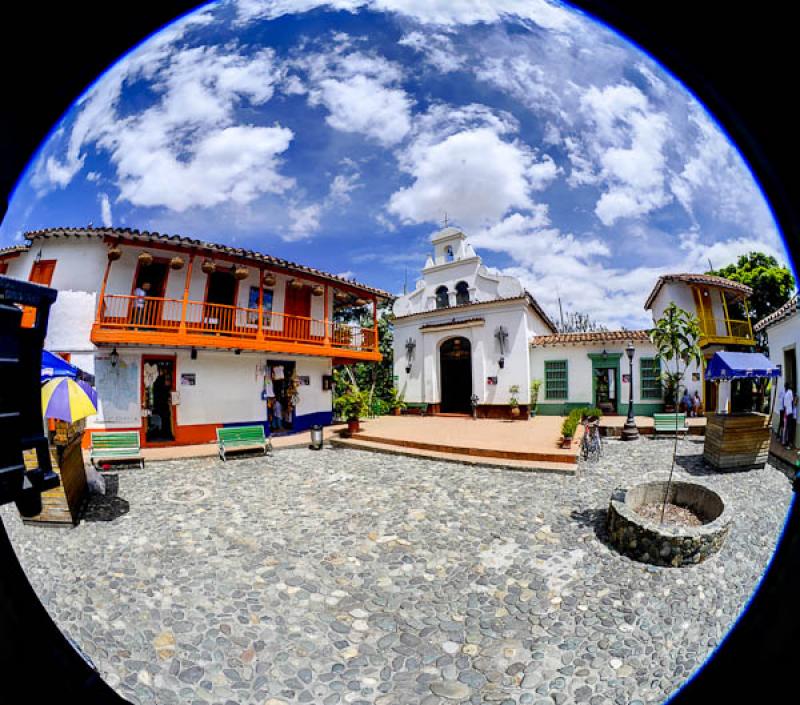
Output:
[[99, 193, 113, 227], [577, 83, 672, 226], [286, 203, 322, 240], [398, 31, 464, 73], [296, 44, 412, 146], [236, 0, 577, 31], [388, 104, 556, 231], [328, 170, 361, 204], [39, 41, 296, 212]]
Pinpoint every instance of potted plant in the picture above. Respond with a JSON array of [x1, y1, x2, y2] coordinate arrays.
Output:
[[529, 379, 541, 417], [107, 245, 122, 261], [388, 387, 406, 416], [138, 251, 154, 266], [334, 385, 369, 435], [509, 385, 521, 418], [561, 412, 579, 448], [169, 255, 184, 270], [233, 265, 249, 280], [201, 259, 216, 274]]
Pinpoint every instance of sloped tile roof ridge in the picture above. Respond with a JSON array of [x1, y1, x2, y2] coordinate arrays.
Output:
[[754, 294, 799, 332], [644, 272, 752, 310], [24, 226, 391, 298], [531, 329, 652, 345]]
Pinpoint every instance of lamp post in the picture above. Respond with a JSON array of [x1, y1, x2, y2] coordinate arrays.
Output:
[[621, 341, 639, 441]]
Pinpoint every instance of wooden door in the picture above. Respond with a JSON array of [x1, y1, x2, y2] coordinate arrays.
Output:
[[284, 283, 311, 340], [22, 259, 57, 327]]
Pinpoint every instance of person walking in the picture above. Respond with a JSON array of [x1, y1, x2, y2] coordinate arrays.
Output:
[[781, 383, 794, 446], [680, 388, 693, 415], [692, 390, 702, 417]]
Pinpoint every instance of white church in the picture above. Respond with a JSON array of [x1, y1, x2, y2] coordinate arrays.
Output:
[[393, 227, 755, 417]]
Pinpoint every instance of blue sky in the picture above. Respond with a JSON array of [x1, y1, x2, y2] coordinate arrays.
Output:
[[0, 0, 788, 328]]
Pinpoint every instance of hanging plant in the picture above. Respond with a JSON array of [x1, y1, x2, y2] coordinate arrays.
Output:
[[169, 256, 185, 270], [263, 272, 277, 287], [107, 245, 122, 261], [234, 266, 249, 280], [354, 298, 367, 307], [289, 278, 303, 290], [138, 251, 154, 266], [334, 290, 349, 302], [312, 284, 324, 297], [201, 259, 216, 274]]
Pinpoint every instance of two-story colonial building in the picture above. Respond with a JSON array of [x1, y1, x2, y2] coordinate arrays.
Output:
[[0, 227, 390, 446], [394, 227, 756, 417]]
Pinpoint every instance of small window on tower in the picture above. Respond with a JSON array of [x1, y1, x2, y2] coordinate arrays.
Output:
[[455, 281, 470, 305], [436, 285, 449, 309]]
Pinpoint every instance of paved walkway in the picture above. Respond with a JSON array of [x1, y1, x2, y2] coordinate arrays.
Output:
[[341, 416, 579, 471], [1, 437, 791, 705], [599, 416, 706, 436]]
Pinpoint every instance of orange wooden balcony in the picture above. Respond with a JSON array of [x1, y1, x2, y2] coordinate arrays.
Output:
[[90, 295, 380, 361], [698, 317, 754, 347]]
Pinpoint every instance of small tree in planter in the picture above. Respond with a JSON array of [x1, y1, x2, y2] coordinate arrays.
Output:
[[509, 385, 521, 418], [388, 387, 406, 416], [334, 384, 370, 435], [650, 303, 703, 524], [561, 412, 579, 448], [529, 379, 542, 417]]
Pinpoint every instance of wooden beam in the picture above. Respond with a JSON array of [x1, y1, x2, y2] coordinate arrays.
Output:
[[178, 254, 195, 334], [95, 252, 113, 321]]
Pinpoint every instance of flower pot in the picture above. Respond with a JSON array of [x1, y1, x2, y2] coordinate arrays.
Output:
[[391, 407, 401, 416], [138, 251, 153, 266], [233, 266, 249, 280], [312, 284, 324, 296], [354, 298, 367, 306], [263, 273, 277, 287], [347, 419, 361, 434], [511, 406, 520, 418], [107, 246, 122, 261], [334, 291, 349, 302], [169, 256, 184, 270], [289, 278, 303, 290], [561, 436, 573, 449], [201, 259, 216, 274]]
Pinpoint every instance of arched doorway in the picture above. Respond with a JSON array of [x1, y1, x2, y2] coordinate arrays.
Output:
[[440, 337, 472, 413]]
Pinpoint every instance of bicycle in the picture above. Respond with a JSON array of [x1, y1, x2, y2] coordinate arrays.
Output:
[[580, 414, 602, 462]]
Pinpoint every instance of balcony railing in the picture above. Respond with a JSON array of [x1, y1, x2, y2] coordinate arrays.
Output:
[[93, 294, 378, 357], [698, 317, 753, 342]]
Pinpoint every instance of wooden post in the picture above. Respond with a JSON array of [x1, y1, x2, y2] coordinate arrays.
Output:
[[257, 269, 264, 340], [179, 253, 195, 334], [744, 298, 754, 340], [372, 295, 378, 351], [95, 251, 114, 322], [323, 283, 330, 345], [720, 292, 733, 337]]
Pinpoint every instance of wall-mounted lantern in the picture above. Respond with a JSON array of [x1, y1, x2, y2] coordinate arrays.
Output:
[[405, 338, 416, 374], [110, 347, 119, 368], [495, 326, 508, 369]]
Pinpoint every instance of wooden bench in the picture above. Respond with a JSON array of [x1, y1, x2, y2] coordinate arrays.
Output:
[[653, 412, 689, 436], [403, 402, 428, 416], [89, 431, 144, 469], [216, 425, 271, 461]]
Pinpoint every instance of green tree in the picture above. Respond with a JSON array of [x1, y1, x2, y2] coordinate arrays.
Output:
[[333, 306, 395, 412], [708, 252, 795, 329], [649, 303, 703, 525]]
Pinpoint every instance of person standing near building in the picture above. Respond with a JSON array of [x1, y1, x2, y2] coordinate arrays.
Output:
[[133, 281, 150, 324], [788, 388, 797, 449], [781, 383, 794, 446], [692, 390, 702, 417]]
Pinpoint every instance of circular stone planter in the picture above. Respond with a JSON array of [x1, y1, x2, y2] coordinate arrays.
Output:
[[607, 480, 732, 567]]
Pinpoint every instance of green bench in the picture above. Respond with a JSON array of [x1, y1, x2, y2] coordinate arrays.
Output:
[[653, 412, 689, 436], [89, 431, 144, 469], [403, 402, 428, 416], [216, 425, 271, 461]]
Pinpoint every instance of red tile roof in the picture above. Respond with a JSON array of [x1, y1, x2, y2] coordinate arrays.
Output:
[[531, 329, 652, 346], [23, 226, 392, 300], [754, 295, 799, 332], [644, 273, 752, 310]]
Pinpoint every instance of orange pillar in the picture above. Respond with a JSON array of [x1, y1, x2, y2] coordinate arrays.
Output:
[[323, 284, 330, 346], [257, 269, 264, 340], [179, 254, 195, 334], [372, 295, 378, 351]]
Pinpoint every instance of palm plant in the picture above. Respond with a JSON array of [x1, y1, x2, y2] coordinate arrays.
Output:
[[649, 303, 703, 524]]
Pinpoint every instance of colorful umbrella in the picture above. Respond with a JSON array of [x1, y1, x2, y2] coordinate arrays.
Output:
[[41, 377, 98, 422], [76, 379, 98, 408]]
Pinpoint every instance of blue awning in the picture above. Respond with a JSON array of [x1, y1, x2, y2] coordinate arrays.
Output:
[[704, 351, 781, 381], [41, 351, 95, 385]]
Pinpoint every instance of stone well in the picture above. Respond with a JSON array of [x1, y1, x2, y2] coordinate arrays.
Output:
[[607, 480, 732, 567]]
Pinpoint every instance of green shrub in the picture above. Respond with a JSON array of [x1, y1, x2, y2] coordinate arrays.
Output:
[[334, 385, 370, 421], [561, 406, 603, 437]]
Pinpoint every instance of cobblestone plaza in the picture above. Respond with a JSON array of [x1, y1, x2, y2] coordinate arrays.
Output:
[[1, 437, 791, 705]]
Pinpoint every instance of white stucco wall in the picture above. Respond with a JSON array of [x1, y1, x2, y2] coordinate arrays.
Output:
[[394, 302, 533, 405], [765, 313, 800, 441]]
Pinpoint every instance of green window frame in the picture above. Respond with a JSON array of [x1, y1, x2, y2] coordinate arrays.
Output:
[[640, 357, 662, 399], [544, 360, 568, 400]]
